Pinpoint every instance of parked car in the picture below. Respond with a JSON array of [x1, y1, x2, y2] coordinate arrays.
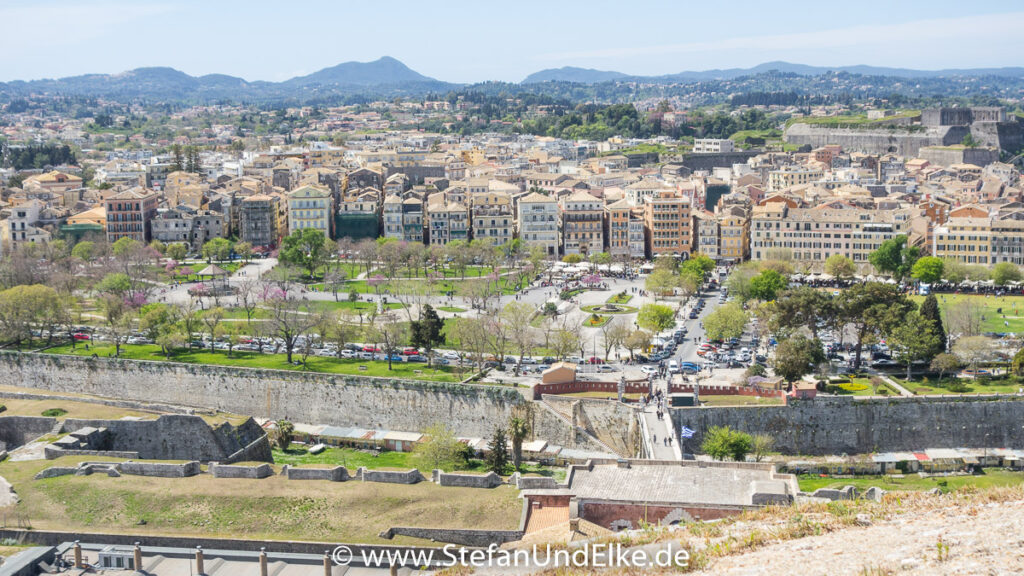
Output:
[[640, 366, 657, 375], [597, 365, 615, 373], [72, 333, 91, 341], [441, 351, 460, 360], [402, 347, 420, 356], [407, 355, 427, 363]]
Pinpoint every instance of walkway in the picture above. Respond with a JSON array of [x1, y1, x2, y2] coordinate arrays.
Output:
[[641, 400, 679, 460]]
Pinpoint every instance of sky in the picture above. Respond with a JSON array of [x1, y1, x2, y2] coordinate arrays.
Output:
[[3, 0, 1024, 83]]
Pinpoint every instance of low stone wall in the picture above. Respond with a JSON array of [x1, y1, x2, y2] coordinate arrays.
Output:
[[379, 527, 523, 547], [286, 466, 350, 482], [511, 473, 560, 490], [358, 467, 424, 484], [224, 433, 273, 464], [433, 470, 503, 488], [120, 461, 200, 478], [0, 416, 57, 450], [44, 447, 139, 460], [210, 463, 273, 479], [34, 466, 78, 480]]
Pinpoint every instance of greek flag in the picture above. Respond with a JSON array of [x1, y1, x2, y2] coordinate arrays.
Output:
[[680, 426, 696, 439]]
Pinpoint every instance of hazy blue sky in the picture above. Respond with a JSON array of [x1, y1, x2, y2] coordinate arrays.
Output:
[[3, 0, 1024, 83]]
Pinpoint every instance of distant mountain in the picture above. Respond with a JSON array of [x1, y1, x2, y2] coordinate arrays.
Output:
[[285, 56, 437, 87], [0, 57, 455, 103], [523, 66, 630, 84], [523, 61, 1024, 84]]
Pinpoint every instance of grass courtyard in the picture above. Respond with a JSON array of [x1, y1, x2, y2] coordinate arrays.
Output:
[[910, 293, 1024, 334], [0, 455, 521, 545], [44, 343, 463, 382], [797, 469, 1024, 494]]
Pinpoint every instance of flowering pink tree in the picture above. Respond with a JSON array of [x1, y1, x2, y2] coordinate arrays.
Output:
[[368, 274, 386, 298]]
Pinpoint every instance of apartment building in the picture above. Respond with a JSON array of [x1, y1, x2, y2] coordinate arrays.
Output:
[[238, 194, 280, 248], [382, 194, 424, 243], [517, 191, 559, 256], [644, 190, 692, 259], [151, 207, 225, 252], [692, 139, 735, 154], [1, 199, 50, 254], [336, 187, 380, 241], [767, 166, 824, 192], [695, 210, 720, 260], [560, 190, 605, 256], [470, 191, 513, 246], [426, 197, 469, 246], [751, 202, 914, 267], [286, 184, 334, 237], [718, 205, 751, 263], [104, 188, 160, 243]]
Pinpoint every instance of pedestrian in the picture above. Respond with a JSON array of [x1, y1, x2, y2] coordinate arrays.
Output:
[[652, 434, 657, 444]]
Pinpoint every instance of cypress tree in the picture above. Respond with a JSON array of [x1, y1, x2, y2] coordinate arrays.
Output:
[[486, 427, 509, 474], [919, 294, 946, 355]]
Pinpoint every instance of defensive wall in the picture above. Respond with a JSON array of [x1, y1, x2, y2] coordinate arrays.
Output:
[[0, 352, 607, 453], [671, 395, 1024, 455]]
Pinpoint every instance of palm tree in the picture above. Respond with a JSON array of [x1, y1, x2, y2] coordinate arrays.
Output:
[[508, 416, 531, 472]]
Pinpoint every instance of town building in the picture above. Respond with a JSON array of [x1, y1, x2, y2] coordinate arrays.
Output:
[[644, 190, 692, 259], [470, 191, 513, 246], [286, 184, 333, 237], [151, 207, 226, 252], [560, 190, 604, 256], [238, 194, 279, 248], [104, 188, 159, 243], [426, 195, 469, 245], [692, 138, 736, 154], [517, 191, 559, 257]]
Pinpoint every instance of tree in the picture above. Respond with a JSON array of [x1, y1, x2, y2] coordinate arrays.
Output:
[[71, 241, 95, 262], [868, 235, 919, 280], [265, 293, 318, 364], [703, 302, 749, 342], [1013, 348, 1024, 377], [601, 317, 629, 361], [201, 307, 225, 353], [410, 304, 445, 365], [279, 228, 331, 279], [234, 241, 253, 263], [931, 353, 962, 382], [485, 427, 509, 474], [99, 294, 132, 357], [954, 335, 993, 374], [749, 269, 787, 301], [165, 242, 188, 261], [751, 434, 775, 462], [773, 335, 825, 383], [919, 294, 947, 356], [501, 301, 536, 369], [374, 312, 409, 370], [508, 412, 531, 472], [910, 256, 944, 284], [624, 329, 651, 360], [701, 426, 753, 461], [273, 420, 295, 451], [637, 303, 675, 334], [824, 254, 856, 280], [201, 237, 234, 263], [836, 282, 913, 369], [644, 268, 677, 298], [768, 286, 833, 340], [991, 262, 1022, 286], [561, 253, 583, 264], [888, 311, 939, 380], [0, 284, 63, 348], [414, 423, 462, 472]]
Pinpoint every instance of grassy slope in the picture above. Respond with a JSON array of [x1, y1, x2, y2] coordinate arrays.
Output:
[[798, 469, 1024, 493], [0, 455, 520, 545], [44, 343, 461, 382]]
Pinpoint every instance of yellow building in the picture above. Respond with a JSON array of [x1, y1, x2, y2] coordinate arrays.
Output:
[[717, 205, 750, 262], [767, 166, 824, 192], [286, 184, 334, 238], [932, 217, 993, 265]]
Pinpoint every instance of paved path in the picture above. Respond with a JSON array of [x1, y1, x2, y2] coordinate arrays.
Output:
[[641, 402, 679, 460], [872, 371, 914, 397]]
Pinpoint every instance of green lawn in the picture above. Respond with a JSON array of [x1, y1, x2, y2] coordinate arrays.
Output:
[[580, 304, 639, 315], [896, 375, 1023, 395], [797, 469, 1024, 493], [583, 314, 611, 328], [823, 376, 895, 396], [44, 343, 461, 382], [307, 300, 404, 312], [699, 395, 785, 407], [437, 306, 467, 313], [910, 293, 1024, 334], [607, 293, 634, 305], [274, 446, 566, 481]]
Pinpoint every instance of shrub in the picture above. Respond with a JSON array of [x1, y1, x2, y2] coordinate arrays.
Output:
[[41, 408, 67, 417], [838, 382, 868, 392], [701, 426, 753, 461], [0, 405, 6, 414]]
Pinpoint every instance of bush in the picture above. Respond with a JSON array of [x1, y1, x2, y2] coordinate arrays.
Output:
[[0, 405, 6, 414], [838, 382, 868, 392], [41, 408, 67, 417], [701, 426, 753, 461]]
